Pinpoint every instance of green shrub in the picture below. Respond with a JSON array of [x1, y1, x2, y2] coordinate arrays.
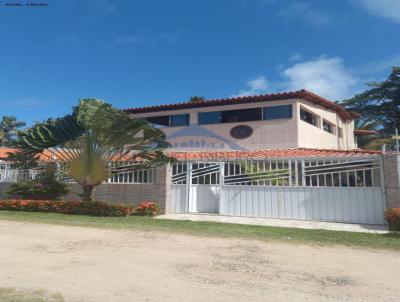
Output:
[[5, 171, 69, 200], [384, 208, 400, 231], [0, 200, 133, 217]]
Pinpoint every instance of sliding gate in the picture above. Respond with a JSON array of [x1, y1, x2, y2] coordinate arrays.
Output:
[[171, 156, 386, 224]]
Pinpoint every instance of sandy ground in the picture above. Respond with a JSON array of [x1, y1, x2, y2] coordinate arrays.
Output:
[[0, 221, 399, 302]]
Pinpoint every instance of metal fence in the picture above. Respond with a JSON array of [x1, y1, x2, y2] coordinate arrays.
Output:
[[172, 157, 382, 188], [170, 156, 386, 224], [0, 161, 154, 184]]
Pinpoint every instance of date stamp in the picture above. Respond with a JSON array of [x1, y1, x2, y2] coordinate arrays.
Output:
[[2, 2, 48, 7]]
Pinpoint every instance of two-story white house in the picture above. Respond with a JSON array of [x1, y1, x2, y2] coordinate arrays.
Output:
[[125, 89, 359, 151]]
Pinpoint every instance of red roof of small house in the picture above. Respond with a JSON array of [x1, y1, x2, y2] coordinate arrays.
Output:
[[0, 147, 18, 159], [0, 148, 73, 162], [124, 90, 359, 121], [354, 129, 378, 136], [1, 147, 381, 163], [167, 148, 382, 161]]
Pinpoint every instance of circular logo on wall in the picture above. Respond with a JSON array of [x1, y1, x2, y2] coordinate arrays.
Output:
[[230, 125, 253, 139]]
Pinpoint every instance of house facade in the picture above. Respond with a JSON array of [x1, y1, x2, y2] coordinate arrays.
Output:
[[125, 90, 358, 151], [1, 90, 398, 226]]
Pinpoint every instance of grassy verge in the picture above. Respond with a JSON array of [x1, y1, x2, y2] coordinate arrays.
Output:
[[0, 288, 64, 302], [0, 210, 399, 251]]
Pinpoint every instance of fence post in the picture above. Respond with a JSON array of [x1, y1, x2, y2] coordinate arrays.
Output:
[[186, 162, 192, 213], [301, 159, 305, 186], [288, 159, 292, 186], [219, 162, 224, 214]]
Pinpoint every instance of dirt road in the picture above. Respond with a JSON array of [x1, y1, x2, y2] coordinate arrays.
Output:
[[0, 220, 399, 302]]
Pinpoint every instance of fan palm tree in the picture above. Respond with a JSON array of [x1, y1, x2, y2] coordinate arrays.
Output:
[[354, 119, 392, 150], [16, 99, 173, 202], [0, 116, 26, 147]]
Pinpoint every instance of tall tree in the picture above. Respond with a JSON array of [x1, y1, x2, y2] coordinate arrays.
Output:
[[353, 119, 392, 150], [187, 96, 205, 103], [342, 67, 400, 134], [0, 116, 26, 147], [16, 99, 173, 202]]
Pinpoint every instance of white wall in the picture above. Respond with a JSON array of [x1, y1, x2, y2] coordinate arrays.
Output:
[[130, 98, 356, 151], [296, 100, 356, 150]]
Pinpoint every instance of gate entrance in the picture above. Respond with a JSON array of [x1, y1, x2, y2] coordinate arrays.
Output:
[[189, 163, 220, 213], [170, 157, 387, 224]]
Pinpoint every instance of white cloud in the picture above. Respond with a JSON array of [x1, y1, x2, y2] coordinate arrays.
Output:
[[234, 56, 359, 101], [277, 1, 331, 26], [280, 56, 358, 100], [288, 53, 303, 62], [233, 76, 269, 97], [353, 0, 400, 23]]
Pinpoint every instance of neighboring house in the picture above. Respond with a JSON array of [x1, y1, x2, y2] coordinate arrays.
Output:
[[125, 90, 360, 151]]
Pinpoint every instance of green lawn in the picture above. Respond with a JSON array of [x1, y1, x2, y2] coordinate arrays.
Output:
[[0, 288, 64, 302], [0, 210, 399, 251]]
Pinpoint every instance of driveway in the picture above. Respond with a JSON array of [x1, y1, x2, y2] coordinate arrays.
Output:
[[0, 220, 399, 302]]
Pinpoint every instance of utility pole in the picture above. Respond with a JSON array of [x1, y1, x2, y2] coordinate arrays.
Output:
[[392, 128, 400, 153]]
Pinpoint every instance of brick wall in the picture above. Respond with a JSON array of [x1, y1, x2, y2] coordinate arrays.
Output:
[[0, 165, 172, 214], [383, 154, 400, 209], [63, 165, 171, 213]]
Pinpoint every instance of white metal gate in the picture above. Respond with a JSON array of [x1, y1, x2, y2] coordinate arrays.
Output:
[[172, 162, 220, 213], [171, 156, 386, 224]]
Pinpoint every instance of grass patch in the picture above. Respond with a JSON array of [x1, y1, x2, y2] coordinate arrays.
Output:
[[0, 211, 399, 251], [0, 288, 64, 302]]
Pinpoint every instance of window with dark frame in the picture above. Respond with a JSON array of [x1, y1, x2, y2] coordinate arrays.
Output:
[[145, 115, 170, 127], [263, 105, 292, 120], [338, 127, 343, 138], [300, 108, 318, 127], [144, 114, 190, 127], [198, 111, 221, 125], [323, 120, 335, 134], [221, 108, 262, 123], [170, 114, 190, 127], [198, 108, 262, 125]]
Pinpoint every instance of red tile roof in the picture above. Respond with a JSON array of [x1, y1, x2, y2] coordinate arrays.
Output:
[[167, 148, 382, 161], [0, 147, 18, 159], [354, 129, 378, 136], [124, 89, 359, 121], [1, 147, 381, 163]]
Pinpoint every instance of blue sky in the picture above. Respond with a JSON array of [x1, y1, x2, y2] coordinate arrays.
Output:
[[0, 0, 399, 125]]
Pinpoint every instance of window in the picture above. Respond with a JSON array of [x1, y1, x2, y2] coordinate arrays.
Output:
[[198, 111, 221, 125], [263, 105, 292, 120], [145, 114, 189, 127], [170, 114, 189, 127], [300, 108, 318, 127], [338, 127, 343, 138], [198, 108, 262, 125], [221, 108, 261, 123], [323, 120, 335, 134], [145, 115, 169, 127]]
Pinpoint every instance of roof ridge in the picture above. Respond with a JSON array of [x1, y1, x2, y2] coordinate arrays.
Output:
[[124, 90, 355, 121]]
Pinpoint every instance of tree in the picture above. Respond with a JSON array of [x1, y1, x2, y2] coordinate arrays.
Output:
[[0, 116, 26, 147], [16, 99, 173, 202], [5, 163, 69, 200], [187, 96, 205, 103], [342, 67, 400, 134]]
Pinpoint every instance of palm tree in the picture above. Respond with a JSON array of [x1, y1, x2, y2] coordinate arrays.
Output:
[[16, 99, 173, 202], [0, 116, 26, 147], [353, 119, 392, 150]]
